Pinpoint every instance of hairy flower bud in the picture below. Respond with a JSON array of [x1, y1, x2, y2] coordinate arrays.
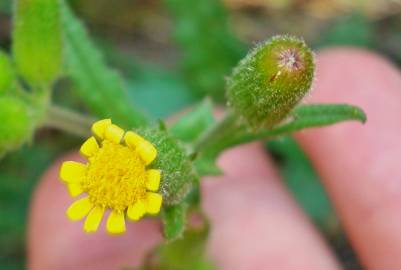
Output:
[[13, 0, 62, 86], [226, 35, 315, 129], [0, 51, 15, 93], [0, 97, 32, 156]]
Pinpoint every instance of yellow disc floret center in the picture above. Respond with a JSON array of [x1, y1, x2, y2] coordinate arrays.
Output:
[[81, 140, 147, 212]]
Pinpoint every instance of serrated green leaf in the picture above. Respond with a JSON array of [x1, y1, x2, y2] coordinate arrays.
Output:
[[60, 1, 148, 128], [162, 203, 187, 241], [232, 103, 366, 145], [292, 103, 367, 124], [196, 103, 366, 176], [170, 99, 215, 143]]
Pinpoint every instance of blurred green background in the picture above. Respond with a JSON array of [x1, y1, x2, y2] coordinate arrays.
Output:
[[0, 0, 401, 269]]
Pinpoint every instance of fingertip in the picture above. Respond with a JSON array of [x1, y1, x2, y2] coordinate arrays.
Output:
[[295, 48, 401, 269], [201, 144, 340, 270], [208, 142, 278, 180]]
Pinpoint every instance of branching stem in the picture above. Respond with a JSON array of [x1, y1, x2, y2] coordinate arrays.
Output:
[[43, 105, 94, 138]]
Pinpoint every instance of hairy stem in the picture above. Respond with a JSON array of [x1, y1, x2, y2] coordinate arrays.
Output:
[[193, 111, 238, 152], [44, 105, 94, 137]]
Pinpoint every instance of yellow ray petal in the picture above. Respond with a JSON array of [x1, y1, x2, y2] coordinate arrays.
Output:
[[146, 169, 161, 191], [106, 211, 126, 235], [80, 136, 99, 158], [137, 141, 157, 165], [145, 192, 162, 215], [66, 197, 93, 221], [125, 131, 156, 165], [67, 183, 83, 197], [84, 206, 105, 233], [59, 161, 86, 183], [127, 200, 146, 221], [124, 131, 145, 148], [91, 119, 112, 139], [104, 124, 125, 144]]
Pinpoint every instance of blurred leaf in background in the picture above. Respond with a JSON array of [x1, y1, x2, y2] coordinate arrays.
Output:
[[165, 0, 245, 100], [0, 1, 11, 15], [0, 136, 78, 270], [315, 12, 374, 49], [97, 40, 199, 119]]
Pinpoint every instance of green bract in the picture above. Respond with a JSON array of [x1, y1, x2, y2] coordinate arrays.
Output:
[[0, 96, 32, 156], [0, 51, 15, 93], [13, 0, 62, 86], [137, 126, 198, 206], [226, 35, 315, 129]]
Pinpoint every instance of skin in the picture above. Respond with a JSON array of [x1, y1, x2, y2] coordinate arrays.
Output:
[[28, 48, 401, 270]]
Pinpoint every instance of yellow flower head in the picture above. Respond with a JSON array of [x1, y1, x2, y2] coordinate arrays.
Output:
[[59, 119, 162, 235]]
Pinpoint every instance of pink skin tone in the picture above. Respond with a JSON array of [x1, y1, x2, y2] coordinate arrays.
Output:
[[28, 48, 401, 270]]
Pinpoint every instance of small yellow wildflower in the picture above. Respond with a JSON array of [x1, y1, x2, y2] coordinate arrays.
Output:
[[59, 119, 162, 235]]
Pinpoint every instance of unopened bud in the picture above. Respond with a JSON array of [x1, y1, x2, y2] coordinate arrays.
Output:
[[226, 35, 315, 129], [13, 0, 62, 86], [0, 97, 32, 156], [0, 51, 15, 93]]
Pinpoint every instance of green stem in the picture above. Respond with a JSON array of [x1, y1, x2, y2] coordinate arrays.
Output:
[[43, 105, 94, 138], [193, 111, 238, 152]]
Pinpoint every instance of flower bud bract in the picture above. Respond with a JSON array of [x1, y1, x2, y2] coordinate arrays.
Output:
[[137, 127, 198, 206]]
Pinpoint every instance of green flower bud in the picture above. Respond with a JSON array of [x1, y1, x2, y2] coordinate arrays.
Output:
[[12, 0, 62, 86], [0, 51, 15, 93], [226, 35, 315, 129], [0, 96, 33, 156], [137, 126, 198, 206]]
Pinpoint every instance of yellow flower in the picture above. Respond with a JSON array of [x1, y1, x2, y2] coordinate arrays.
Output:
[[59, 119, 162, 235]]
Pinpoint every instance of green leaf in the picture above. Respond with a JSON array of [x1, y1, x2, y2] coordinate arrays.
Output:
[[164, 0, 244, 99], [315, 13, 374, 49], [162, 203, 187, 241], [12, 0, 62, 87], [233, 103, 366, 145], [196, 103, 366, 176], [170, 99, 215, 143], [292, 103, 367, 124], [60, 1, 148, 128], [143, 228, 215, 270]]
